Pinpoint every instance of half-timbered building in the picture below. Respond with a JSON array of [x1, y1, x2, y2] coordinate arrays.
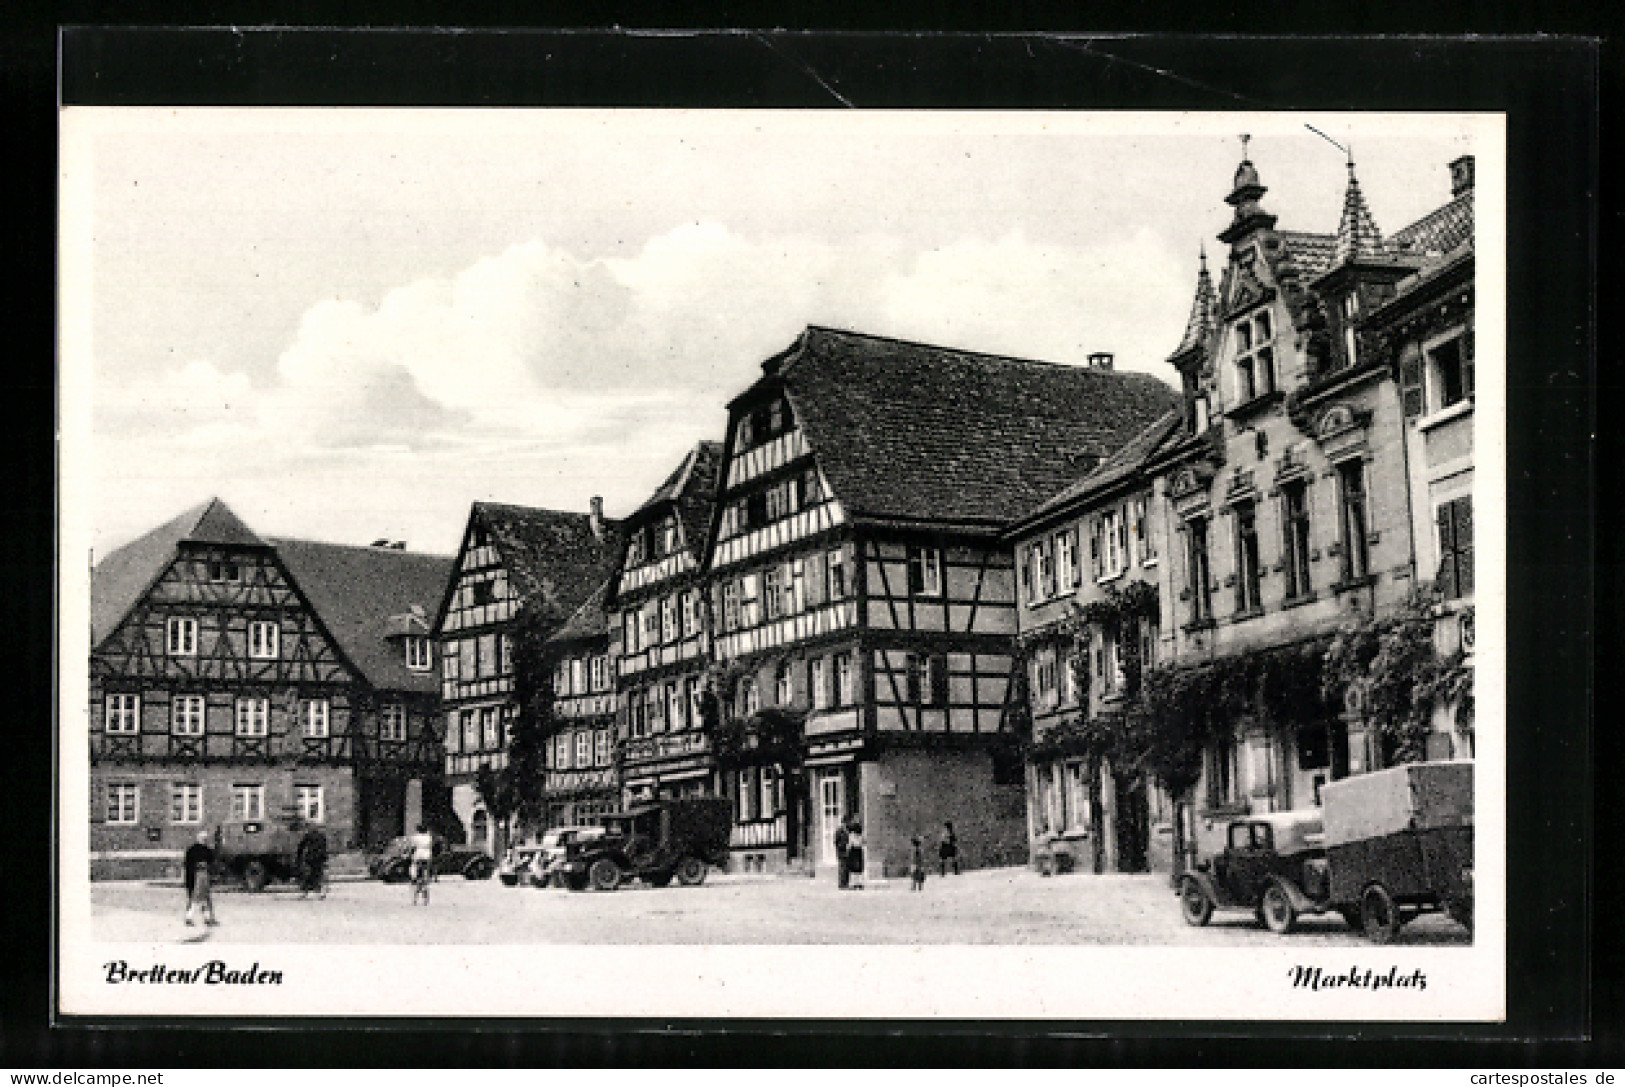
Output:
[[603, 443, 724, 816], [540, 583, 620, 829], [433, 500, 621, 853], [703, 327, 1181, 878], [1007, 410, 1183, 875], [89, 499, 454, 876], [1149, 150, 1474, 859]]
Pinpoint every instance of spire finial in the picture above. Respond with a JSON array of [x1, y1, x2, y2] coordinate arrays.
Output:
[[1240, 133, 1251, 160]]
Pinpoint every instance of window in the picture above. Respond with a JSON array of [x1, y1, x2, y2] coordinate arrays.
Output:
[[826, 549, 847, 600], [799, 466, 825, 506], [622, 612, 639, 656], [761, 766, 780, 818], [686, 677, 704, 724], [1036, 537, 1056, 599], [105, 693, 140, 734], [721, 580, 742, 632], [404, 636, 432, 671], [106, 783, 139, 824], [1426, 335, 1472, 413], [480, 707, 498, 749], [295, 784, 324, 823], [1059, 643, 1078, 705], [1030, 646, 1058, 709], [575, 731, 592, 767], [681, 591, 699, 637], [1206, 739, 1239, 809], [206, 560, 242, 583], [166, 616, 198, 657], [1098, 509, 1128, 580], [234, 698, 268, 736], [811, 658, 830, 710], [908, 546, 943, 596], [1194, 395, 1211, 434], [908, 654, 948, 707], [739, 575, 761, 628], [661, 595, 678, 642], [1056, 530, 1078, 594], [1435, 497, 1474, 600], [1232, 310, 1276, 403], [660, 517, 680, 557], [571, 658, 587, 695], [246, 619, 278, 660], [478, 633, 499, 678], [1338, 460, 1370, 582], [1133, 497, 1157, 565], [554, 732, 572, 770], [590, 655, 608, 692], [1282, 481, 1313, 600], [499, 634, 513, 676], [1099, 627, 1124, 695], [443, 712, 461, 754], [172, 694, 206, 736], [1186, 516, 1213, 624], [775, 663, 794, 706], [779, 562, 798, 617], [381, 704, 407, 743], [737, 678, 760, 718], [170, 782, 202, 824], [763, 567, 783, 620], [662, 682, 683, 729], [554, 658, 572, 695], [461, 710, 478, 752], [459, 638, 477, 680], [1340, 293, 1360, 369], [231, 784, 265, 822], [471, 580, 495, 607], [595, 728, 612, 766], [835, 654, 855, 706], [1234, 500, 1262, 613], [1023, 542, 1041, 604], [442, 645, 460, 682]]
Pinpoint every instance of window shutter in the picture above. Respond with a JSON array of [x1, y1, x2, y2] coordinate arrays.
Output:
[[1453, 498, 1474, 596], [1462, 330, 1475, 399], [1399, 346, 1425, 417], [931, 655, 949, 706], [1090, 521, 1102, 579], [1435, 503, 1458, 599]]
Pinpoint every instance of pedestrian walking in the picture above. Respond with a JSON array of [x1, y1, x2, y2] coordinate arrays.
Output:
[[296, 827, 328, 899], [846, 822, 866, 890], [939, 821, 960, 877], [183, 830, 217, 927], [833, 819, 851, 890], [409, 824, 435, 905], [910, 835, 927, 891]]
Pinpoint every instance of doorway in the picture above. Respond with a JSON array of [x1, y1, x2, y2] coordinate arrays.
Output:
[[817, 769, 846, 866]]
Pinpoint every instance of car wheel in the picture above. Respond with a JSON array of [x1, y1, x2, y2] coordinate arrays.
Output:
[[675, 857, 707, 886], [1178, 876, 1213, 927], [242, 860, 269, 893], [1261, 882, 1297, 935], [588, 858, 622, 892], [465, 856, 496, 880], [1361, 884, 1401, 944]]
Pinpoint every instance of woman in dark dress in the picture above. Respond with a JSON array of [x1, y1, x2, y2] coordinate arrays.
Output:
[[846, 822, 866, 890]]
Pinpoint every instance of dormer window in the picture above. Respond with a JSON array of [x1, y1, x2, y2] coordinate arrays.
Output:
[[1194, 395, 1211, 434], [1232, 310, 1276, 403], [1339, 294, 1361, 369], [405, 636, 432, 671], [207, 560, 242, 583], [659, 517, 680, 557]]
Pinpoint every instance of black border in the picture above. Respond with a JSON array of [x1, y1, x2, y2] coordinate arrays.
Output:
[[5, 23, 1604, 1065]]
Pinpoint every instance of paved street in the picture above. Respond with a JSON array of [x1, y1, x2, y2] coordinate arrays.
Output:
[[93, 866, 1470, 946]]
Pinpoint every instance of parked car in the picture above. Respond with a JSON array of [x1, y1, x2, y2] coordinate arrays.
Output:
[[498, 845, 543, 887], [534, 826, 609, 888], [552, 797, 732, 892], [1178, 760, 1473, 941], [1177, 810, 1347, 934], [213, 813, 311, 892], [368, 835, 497, 882]]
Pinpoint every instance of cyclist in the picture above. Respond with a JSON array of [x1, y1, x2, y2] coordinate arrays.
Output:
[[409, 824, 435, 905]]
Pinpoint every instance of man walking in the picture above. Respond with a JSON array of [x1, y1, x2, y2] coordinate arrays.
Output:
[[184, 830, 217, 926], [939, 821, 960, 877], [833, 819, 851, 890]]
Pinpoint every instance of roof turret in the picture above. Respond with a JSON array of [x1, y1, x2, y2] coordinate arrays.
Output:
[[1332, 159, 1385, 266], [1169, 247, 1217, 362], [1218, 136, 1278, 244]]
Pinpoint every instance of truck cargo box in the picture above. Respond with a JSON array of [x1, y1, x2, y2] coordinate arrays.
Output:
[[1320, 760, 1473, 849]]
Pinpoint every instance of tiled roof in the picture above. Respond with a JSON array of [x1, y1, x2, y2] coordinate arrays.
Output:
[[546, 579, 611, 646], [1015, 410, 1184, 529], [473, 502, 624, 629], [269, 538, 454, 694], [633, 440, 724, 562], [772, 327, 1181, 529], [1170, 252, 1217, 360], [1333, 168, 1386, 266], [1368, 243, 1474, 321], [1390, 192, 1473, 259], [91, 498, 269, 649], [1278, 231, 1337, 278]]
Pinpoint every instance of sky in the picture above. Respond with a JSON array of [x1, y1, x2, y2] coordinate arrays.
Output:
[[62, 110, 1479, 559]]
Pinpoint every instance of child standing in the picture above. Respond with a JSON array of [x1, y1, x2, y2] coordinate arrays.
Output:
[[909, 835, 927, 891]]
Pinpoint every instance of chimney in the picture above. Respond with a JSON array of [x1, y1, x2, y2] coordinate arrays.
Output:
[[589, 496, 605, 540], [1087, 352, 1115, 371], [1449, 155, 1475, 198]]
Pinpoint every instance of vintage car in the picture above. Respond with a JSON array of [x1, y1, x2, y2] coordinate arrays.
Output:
[[1179, 761, 1474, 941], [534, 826, 610, 887], [1177, 810, 1347, 934], [552, 797, 732, 892], [367, 835, 497, 882]]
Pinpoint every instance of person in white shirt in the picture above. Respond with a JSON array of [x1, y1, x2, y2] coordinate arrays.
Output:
[[409, 825, 435, 905]]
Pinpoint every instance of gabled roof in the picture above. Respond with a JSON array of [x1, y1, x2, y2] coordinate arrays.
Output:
[[546, 579, 611, 647], [1390, 192, 1473, 259], [1012, 410, 1184, 532], [762, 327, 1181, 530], [631, 440, 724, 558], [468, 502, 624, 629], [91, 498, 269, 649], [269, 538, 454, 694]]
